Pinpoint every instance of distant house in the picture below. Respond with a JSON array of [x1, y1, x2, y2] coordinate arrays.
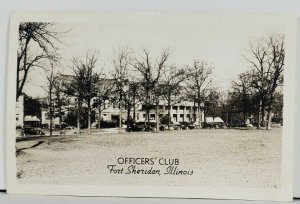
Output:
[[24, 115, 41, 128], [21, 74, 206, 129], [46, 74, 205, 127], [205, 117, 224, 128], [16, 95, 24, 128]]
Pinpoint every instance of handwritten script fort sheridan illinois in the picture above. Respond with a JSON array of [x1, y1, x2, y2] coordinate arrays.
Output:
[[107, 157, 194, 176]]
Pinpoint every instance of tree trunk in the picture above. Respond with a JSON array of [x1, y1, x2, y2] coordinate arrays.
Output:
[[98, 110, 101, 129], [257, 100, 262, 129], [266, 94, 275, 130], [127, 106, 131, 131], [16, 63, 19, 101], [197, 101, 202, 129], [49, 83, 53, 137], [16, 38, 30, 101], [261, 101, 266, 127], [50, 117, 53, 137], [77, 101, 81, 131], [87, 104, 91, 134], [119, 100, 122, 134], [98, 101, 102, 129], [156, 104, 159, 133], [243, 112, 247, 125], [133, 92, 136, 123], [193, 97, 196, 122], [204, 109, 207, 128], [133, 104, 136, 123], [59, 101, 62, 126], [266, 110, 272, 130], [167, 100, 171, 130]]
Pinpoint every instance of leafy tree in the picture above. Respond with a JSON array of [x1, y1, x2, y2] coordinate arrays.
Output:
[[23, 95, 42, 118]]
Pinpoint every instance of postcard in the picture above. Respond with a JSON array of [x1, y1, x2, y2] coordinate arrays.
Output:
[[6, 12, 296, 201]]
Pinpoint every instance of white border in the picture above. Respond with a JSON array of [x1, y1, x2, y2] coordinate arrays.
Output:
[[6, 12, 296, 201]]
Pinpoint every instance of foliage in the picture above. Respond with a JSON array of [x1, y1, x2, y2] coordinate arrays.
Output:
[[23, 95, 42, 118]]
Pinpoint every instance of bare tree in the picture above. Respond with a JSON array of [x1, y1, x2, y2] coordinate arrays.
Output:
[[93, 75, 114, 129], [231, 71, 254, 125], [243, 37, 272, 128], [111, 47, 133, 133], [265, 35, 284, 130], [132, 49, 169, 132], [161, 65, 186, 130], [42, 66, 59, 136], [205, 89, 220, 127], [243, 35, 284, 129], [124, 82, 142, 129], [69, 53, 99, 134], [17, 23, 64, 101], [185, 60, 214, 128], [53, 75, 68, 127]]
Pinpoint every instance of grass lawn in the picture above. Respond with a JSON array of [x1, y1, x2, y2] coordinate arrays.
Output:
[[16, 128, 282, 189]]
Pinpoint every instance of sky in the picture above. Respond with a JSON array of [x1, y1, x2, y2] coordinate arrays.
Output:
[[23, 13, 287, 98]]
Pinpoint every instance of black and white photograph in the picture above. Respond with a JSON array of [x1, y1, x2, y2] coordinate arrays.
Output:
[[6, 12, 296, 201]]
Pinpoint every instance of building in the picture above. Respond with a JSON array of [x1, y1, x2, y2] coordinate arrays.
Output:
[[21, 74, 205, 128], [16, 95, 24, 128]]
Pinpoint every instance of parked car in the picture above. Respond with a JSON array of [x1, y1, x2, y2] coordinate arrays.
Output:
[[143, 124, 156, 132], [22, 127, 45, 136], [127, 124, 145, 132], [246, 123, 253, 127], [159, 124, 168, 131], [173, 124, 182, 130], [60, 126, 85, 135]]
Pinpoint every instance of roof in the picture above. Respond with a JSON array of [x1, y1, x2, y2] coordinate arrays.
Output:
[[206, 117, 224, 123], [206, 117, 214, 123], [24, 115, 40, 122], [214, 117, 224, 123]]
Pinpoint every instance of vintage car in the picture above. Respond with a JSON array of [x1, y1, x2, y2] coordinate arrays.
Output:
[[22, 127, 45, 136], [21, 116, 45, 136], [127, 124, 145, 132], [60, 126, 85, 135]]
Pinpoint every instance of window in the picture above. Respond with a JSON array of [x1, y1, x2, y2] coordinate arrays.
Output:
[[103, 114, 107, 116], [179, 106, 184, 110], [150, 114, 155, 120], [173, 114, 177, 122], [180, 114, 184, 118], [16, 117, 19, 121], [172, 106, 177, 110], [143, 114, 146, 118]]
